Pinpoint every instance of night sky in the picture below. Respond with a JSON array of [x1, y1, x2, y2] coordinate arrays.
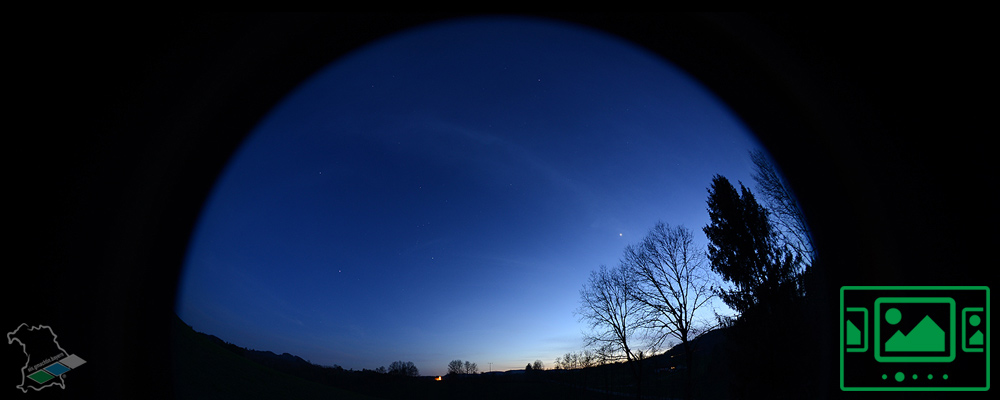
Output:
[[175, 15, 770, 377]]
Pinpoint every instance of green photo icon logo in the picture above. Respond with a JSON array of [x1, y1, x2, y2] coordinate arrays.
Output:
[[874, 297, 955, 363], [840, 286, 989, 391]]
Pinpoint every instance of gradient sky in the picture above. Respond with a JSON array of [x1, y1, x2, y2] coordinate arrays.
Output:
[[175, 15, 769, 377]]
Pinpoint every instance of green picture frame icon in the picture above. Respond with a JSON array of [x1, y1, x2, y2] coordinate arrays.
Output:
[[840, 286, 990, 392], [962, 307, 985, 353], [874, 297, 955, 363]]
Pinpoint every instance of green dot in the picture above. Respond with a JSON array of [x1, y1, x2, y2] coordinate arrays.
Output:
[[895, 372, 904, 382], [912, 374, 918, 380], [970, 315, 981, 327], [927, 374, 933, 380], [943, 374, 948, 380], [885, 308, 902, 325], [882, 374, 888, 380]]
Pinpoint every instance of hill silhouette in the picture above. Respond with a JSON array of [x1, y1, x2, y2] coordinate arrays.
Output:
[[170, 313, 636, 399], [171, 313, 380, 399]]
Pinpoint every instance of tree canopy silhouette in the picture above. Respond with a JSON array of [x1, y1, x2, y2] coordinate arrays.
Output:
[[447, 359, 464, 375], [624, 222, 714, 348], [703, 173, 813, 398], [578, 264, 647, 363], [387, 360, 419, 377], [464, 360, 478, 375]]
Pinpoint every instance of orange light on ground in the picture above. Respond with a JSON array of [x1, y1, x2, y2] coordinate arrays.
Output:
[[435, 376, 442, 381]]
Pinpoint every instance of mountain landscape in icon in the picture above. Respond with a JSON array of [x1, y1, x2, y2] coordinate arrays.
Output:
[[885, 315, 944, 352]]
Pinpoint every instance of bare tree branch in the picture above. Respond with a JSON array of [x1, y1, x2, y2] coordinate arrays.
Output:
[[750, 149, 815, 271], [577, 264, 649, 365], [623, 222, 715, 348], [622, 222, 715, 400]]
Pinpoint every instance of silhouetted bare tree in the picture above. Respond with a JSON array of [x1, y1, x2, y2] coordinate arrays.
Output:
[[592, 342, 617, 366], [464, 361, 478, 375], [578, 263, 649, 398], [447, 359, 464, 375], [388, 360, 419, 377], [561, 352, 575, 369], [625, 222, 715, 347], [750, 149, 814, 277], [623, 221, 714, 399], [580, 349, 595, 368]]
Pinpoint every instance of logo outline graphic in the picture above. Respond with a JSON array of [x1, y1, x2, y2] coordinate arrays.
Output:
[[6, 323, 86, 393], [873, 296, 956, 363], [840, 286, 989, 392]]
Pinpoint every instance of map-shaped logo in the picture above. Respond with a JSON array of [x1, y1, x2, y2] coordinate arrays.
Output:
[[6, 323, 86, 393]]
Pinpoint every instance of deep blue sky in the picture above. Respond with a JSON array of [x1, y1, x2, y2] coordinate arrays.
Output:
[[175, 15, 768, 377]]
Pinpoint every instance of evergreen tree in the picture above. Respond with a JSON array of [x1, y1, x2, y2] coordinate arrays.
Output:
[[703, 174, 800, 317], [703, 174, 810, 397]]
